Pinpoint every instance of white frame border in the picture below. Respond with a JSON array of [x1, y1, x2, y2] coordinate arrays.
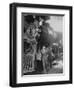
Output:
[[16, 7, 70, 84]]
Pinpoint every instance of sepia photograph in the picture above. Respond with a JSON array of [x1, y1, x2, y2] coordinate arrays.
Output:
[[22, 14, 63, 75]]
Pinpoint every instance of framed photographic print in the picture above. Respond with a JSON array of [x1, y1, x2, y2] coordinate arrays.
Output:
[[10, 3, 72, 87]]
